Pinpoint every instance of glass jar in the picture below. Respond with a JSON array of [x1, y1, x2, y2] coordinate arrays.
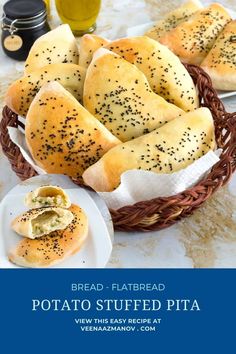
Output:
[[55, 0, 101, 36], [1, 0, 50, 61]]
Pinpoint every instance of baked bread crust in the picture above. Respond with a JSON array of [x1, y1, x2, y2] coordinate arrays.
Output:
[[105, 36, 199, 111], [83, 48, 183, 142], [24, 24, 79, 74], [9, 204, 88, 268], [145, 0, 202, 41], [79, 34, 110, 68], [201, 20, 236, 90], [159, 3, 231, 65], [25, 81, 120, 180], [5, 63, 86, 117], [83, 107, 216, 192]]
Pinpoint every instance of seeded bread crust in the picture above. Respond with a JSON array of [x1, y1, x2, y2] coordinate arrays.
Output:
[[25, 81, 121, 180], [105, 36, 199, 111], [79, 34, 110, 68], [83, 49, 183, 142], [24, 24, 79, 74], [5, 63, 86, 117], [145, 0, 203, 41], [83, 107, 216, 192], [159, 3, 231, 65], [201, 20, 236, 91], [9, 204, 88, 268]]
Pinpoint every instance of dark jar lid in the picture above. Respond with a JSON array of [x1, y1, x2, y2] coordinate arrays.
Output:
[[2, 0, 48, 32], [3, 0, 46, 20], [1, 0, 50, 61]]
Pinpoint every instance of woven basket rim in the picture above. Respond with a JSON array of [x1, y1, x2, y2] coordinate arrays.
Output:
[[1, 64, 236, 232]]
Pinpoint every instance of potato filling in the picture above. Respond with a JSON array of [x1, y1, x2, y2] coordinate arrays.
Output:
[[31, 195, 66, 207], [32, 211, 69, 235]]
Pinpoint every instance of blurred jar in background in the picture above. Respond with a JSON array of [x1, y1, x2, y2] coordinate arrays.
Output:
[[43, 0, 50, 17], [55, 0, 101, 36], [1, 0, 50, 60]]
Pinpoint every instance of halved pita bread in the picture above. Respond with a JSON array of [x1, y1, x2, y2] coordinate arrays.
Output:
[[9, 204, 88, 268], [25, 185, 71, 209], [11, 207, 73, 239]]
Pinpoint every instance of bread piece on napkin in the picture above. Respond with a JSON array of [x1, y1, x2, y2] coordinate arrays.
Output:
[[83, 49, 183, 142], [24, 24, 79, 74], [79, 34, 110, 68], [11, 207, 74, 239], [201, 20, 236, 90], [9, 204, 88, 268], [25, 185, 71, 209], [25, 81, 120, 180], [105, 36, 199, 111], [83, 107, 216, 192], [5, 63, 86, 117], [145, 0, 203, 41], [159, 3, 231, 65]]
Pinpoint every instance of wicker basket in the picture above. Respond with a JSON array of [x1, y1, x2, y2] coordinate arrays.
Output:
[[1, 64, 236, 232]]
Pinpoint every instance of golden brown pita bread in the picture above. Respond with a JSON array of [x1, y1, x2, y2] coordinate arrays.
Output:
[[201, 20, 236, 90], [5, 64, 85, 117], [159, 4, 231, 65], [83, 108, 216, 192], [25, 81, 120, 180], [79, 34, 110, 68], [11, 207, 74, 239], [25, 24, 79, 74], [84, 48, 183, 142], [9, 204, 88, 268], [105, 36, 199, 111], [145, 0, 202, 41]]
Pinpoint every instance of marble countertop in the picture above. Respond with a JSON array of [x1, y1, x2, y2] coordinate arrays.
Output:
[[1, 0, 236, 268]]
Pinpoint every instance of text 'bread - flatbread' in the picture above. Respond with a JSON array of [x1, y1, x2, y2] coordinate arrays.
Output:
[[84, 48, 183, 142], [24, 24, 79, 74], [105, 36, 199, 111], [9, 204, 88, 268], [11, 207, 74, 239], [5, 63, 86, 117], [145, 0, 203, 41], [159, 3, 231, 65], [25, 185, 71, 209], [83, 107, 216, 192], [25, 81, 120, 180], [201, 20, 236, 91]]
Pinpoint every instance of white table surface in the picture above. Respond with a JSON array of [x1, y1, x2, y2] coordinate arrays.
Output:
[[1, 0, 236, 268]]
